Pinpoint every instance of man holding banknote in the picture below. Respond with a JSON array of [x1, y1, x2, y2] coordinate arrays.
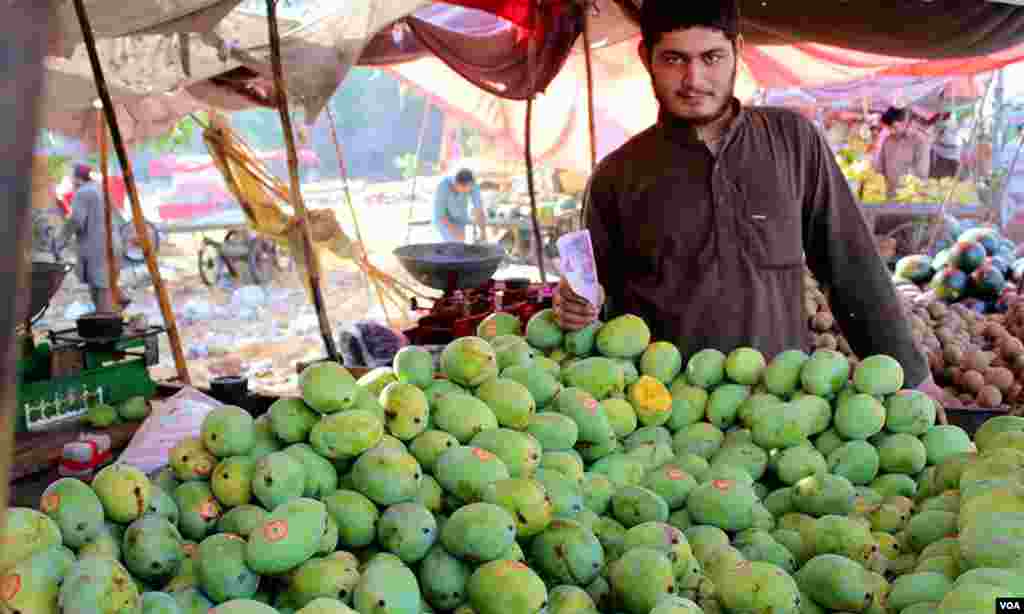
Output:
[[552, 0, 949, 413]]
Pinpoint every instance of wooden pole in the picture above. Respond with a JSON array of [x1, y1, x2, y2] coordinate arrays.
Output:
[[404, 100, 433, 243], [1, 0, 52, 525], [580, 1, 597, 171], [525, 98, 547, 283], [70, 0, 191, 384], [524, 0, 547, 282], [926, 77, 996, 251], [97, 108, 122, 311], [266, 0, 339, 362], [325, 105, 394, 327]]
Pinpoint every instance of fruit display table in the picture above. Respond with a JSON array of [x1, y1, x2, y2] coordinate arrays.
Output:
[[11, 420, 141, 483]]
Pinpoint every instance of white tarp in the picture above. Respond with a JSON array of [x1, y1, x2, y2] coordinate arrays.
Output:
[[41, 0, 431, 145]]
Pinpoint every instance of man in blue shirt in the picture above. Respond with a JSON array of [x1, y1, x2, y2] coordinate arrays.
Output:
[[433, 168, 487, 242]]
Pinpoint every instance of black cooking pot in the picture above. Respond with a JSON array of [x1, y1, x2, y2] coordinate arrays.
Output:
[[210, 375, 249, 407], [76, 313, 124, 340]]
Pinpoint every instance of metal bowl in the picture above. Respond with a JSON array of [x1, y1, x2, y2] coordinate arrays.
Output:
[[17, 262, 72, 325], [394, 242, 505, 292]]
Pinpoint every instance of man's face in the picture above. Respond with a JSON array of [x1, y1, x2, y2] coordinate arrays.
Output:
[[453, 181, 471, 194], [640, 27, 740, 124]]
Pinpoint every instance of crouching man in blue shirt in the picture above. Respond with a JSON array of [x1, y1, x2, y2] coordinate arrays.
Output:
[[433, 168, 487, 242]]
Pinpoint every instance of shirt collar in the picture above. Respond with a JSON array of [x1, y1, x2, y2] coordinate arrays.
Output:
[[657, 98, 746, 150]]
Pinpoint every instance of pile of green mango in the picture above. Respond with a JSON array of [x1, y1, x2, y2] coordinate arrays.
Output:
[[3, 307, 1024, 614]]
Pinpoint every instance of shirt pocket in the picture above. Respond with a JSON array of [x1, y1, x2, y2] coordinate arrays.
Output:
[[738, 176, 804, 270], [744, 211, 804, 269]]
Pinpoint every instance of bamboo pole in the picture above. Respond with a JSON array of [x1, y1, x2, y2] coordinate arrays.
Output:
[[525, 98, 547, 282], [1, 0, 52, 526], [97, 108, 122, 311], [70, 0, 191, 384], [524, 0, 547, 282], [580, 1, 597, 171], [266, 0, 339, 363], [324, 105, 394, 327], [404, 100, 433, 243]]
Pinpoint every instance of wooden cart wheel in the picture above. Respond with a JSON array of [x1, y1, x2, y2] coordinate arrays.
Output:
[[119, 220, 160, 263], [198, 240, 220, 287], [249, 237, 278, 286]]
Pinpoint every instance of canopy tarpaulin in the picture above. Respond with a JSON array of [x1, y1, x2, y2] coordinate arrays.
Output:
[[39, 0, 1024, 148], [382, 29, 1024, 174], [762, 75, 986, 115]]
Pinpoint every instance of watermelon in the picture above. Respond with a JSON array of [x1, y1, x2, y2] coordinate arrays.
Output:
[[989, 255, 1012, 278], [894, 255, 934, 284], [950, 240, 987, 273], [959, 225, 999, 245], [931, 267, 969, 302], [931, 248, 953, 272], [1011, 257, 1024, 282], [969, 262, 1006, 300]]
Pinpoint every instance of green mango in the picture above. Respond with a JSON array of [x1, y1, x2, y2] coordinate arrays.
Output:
[[252, 451, 306, 509], [530, 518, 604, 586], [58, 556, 140, 614], [174, 481, 222, 542], [441, 503, 517, 563], [353, 556, 419, 614], [92, 463, 153, 524], [201, 405, 255, 457], [467, 559, 548, 614], [268, 397, 319, 444], [122, 515, 184, 585], [0, 545, 75, 614], [393, 345, 435, 388], [39, 477, 104, 549], [211, 455, 257, 508], [300, 362, 358, 414], [246, 497, 328, 575], [284, 443, 339, 500], [289, 552, 360, 608], [470, 429, 542, 479], [196, 533, 259, 603]]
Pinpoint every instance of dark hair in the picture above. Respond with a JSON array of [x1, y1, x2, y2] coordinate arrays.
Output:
[[640, 0, 740, 53], [455, 169, 474, 185], [881, 107, 908, 127]]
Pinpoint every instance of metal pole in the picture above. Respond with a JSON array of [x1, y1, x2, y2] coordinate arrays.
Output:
[[71, 0, 192, 384], [404, 100, 433, 243], [1, 0, 53, 520], [266, 0, 339, 362], [325, 105, 394, 326]]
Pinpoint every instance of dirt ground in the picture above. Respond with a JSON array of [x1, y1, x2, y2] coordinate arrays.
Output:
[[33, 177, 558, 397]]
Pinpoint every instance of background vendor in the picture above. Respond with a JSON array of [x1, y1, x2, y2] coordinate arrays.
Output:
[[874, 106, 931, 198], [67, 163, 123, 313], [433, 168, 487, 243]]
